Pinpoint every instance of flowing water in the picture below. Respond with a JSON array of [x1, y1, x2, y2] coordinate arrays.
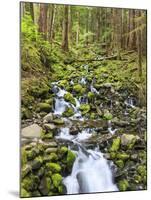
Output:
[[52, 80, 118, 194]]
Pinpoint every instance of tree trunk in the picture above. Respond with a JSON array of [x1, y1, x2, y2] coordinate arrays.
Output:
[[96, 8, 101, 42], [38, 4, 48, 39], [62, 5, 69, 51], [137, 10, 142, 78]]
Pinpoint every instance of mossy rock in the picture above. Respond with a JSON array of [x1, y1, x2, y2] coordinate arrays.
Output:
[[121, 134, 139, 149], [137, 165, 146, 177], [31, 156, 43, 170], [116, 153, 130, 160], [21, 164, 31, 178], [58, 80, 69, 88], [73, 84, 86, 94], [59, 146, 68, 155], [20, 188, 31, 198], [44, 153, 58, 162], [29, 84, 49, 99], [53, 118, 64, 125], [115, 160, 124, 168], [67, 150, 76, 170], [37, 103, 51, 113], [109, 137, 121, 152], [88, 92, 95, 100], [41, 131, 53, 140], [51, 173, 63, 188], [45, 98, 53, 105], [38, 176, 52, 195], [103, 109, 113, 120], [118, 179, 129, 191], [26, 148, 40, 161], [63, 107, 74, 117], [110, 152, 116, 159], [79, 104, 90, 115], [21, 108, 32, 119], [46, 162, 61, 173], [134, 175, 142, 184], [64, 92, 76, 106], [31, 190, 41, 197], [22, 174, 39, 191]]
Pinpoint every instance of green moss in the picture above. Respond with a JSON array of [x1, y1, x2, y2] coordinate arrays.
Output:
[[53, 118, 64, 125], [88, 92, 95, 100], [103, 109, 113, 120], [51, 173, 62, 188], [44, 153, 58, 162], [63, 107, 74, 117], [21, 164, 31, 178], [134, 175, 142, 183], [109, 137, 121, 152], [67, 150, 76, 169], [64, 92, 76, 106], [41, 132, 53, 140], [21, 108, 32, 119], [20, 188, 31, 198], [46, 162, 61, 173], [58, 80, 68, 88], [60, 146, 68, 155], [79, 104, 90, 115], [137, 165, 146, 177], [118, 179, 129, 191], [37, 103, 51, 113], [115, 160, 124, 168], [31, 156, 43, 170], [22, 174, 39, 191], [116, 153, 130, 160], [39, 176, 52, 195], [26, 148, 39, 161], [110, 152, 116, 159], [73, 84, 85, 94], [21, 147, 27, 166]]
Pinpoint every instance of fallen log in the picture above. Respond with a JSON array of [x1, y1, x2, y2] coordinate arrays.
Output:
[[75, 55, 118, 62]]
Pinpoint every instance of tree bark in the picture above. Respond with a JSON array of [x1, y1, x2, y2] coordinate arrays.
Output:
[[38, 4, 48, 39], [62, 5, 69, 51]]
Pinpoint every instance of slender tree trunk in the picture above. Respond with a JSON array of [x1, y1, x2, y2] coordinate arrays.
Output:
[[62, 5, 69, 51], [96, 8, 101, 42], [76, 11, 80, 47], [137, 10, 142, 78], [38, 4, 48, 39]]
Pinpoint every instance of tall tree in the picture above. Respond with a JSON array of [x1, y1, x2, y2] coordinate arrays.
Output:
[[38, 4, 48, 39], [62, 5, 69, 51]]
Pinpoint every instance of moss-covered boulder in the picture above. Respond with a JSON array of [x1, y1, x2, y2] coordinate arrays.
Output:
[[51, 173, 63, 188], [73, 84, 85, 94], [21, 164, 31, 178], [79, 104, 90, 115], [121, 134, 139, 149], [118, 179, 129, 191], [52, 118, 65, 125], [37, 103, 51, 113], [31, 156, 43, 170], [116, 153, 130, 160], [137, 165, 146, 177], [109, 137, 121, 152], [59, 146, 68, 155], [115, 160, 124, 168], [103, 109, 113, 120], [58, 80, 68, 88], [44, 153, 58, 162], [46, 162, 61, 173], [64, 92, 76, 106], [63, 107, 74, 117], [38, 176, 52, 195], [20, 188, 31, 198], [67, 150, 76, 170], [88, 92, 95, 100], [22, 174, 39, 191]]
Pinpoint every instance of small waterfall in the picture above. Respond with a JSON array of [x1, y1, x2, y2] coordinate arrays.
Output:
[[90, 84, 99, 95], [63, 145, 118, 194], [79, 77, 87, 85], [54, 98, 69, 115], [107, 121, 117, 135], [124, 97, 135, 108]]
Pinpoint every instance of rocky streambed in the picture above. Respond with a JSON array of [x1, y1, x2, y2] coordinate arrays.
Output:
[[21, 62, 147, 197]]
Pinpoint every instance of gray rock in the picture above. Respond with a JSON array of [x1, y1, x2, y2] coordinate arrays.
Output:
[[46, 148, 58, 153], [121, 134, 140, 146], [43, 123, 56, 131], [43, 113, 53, 123], [21, 124, 42, 138]]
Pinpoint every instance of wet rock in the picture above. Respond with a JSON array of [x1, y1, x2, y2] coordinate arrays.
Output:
[[31, 156, 43, 170], [103, 109, 113, 120], [63, 107, 74, 117], [43, 142, 57, 148], [21, 124, 43, 138], [52, 118, 65, 125], [67, 150, 76, 170], [43, 153, 58, 162], [79, 104, 90, 115], [115, 160, 124, 168], [51, 173, 63, 188], [121, 134, 140, 149], [21, 164, 31, 178], [116, 152, 130, 160], [118, 179, 129, 191]]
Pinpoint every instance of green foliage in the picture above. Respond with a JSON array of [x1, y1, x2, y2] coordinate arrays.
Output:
[[109, 137, 121, 152]]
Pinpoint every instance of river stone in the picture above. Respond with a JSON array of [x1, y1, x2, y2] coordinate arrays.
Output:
[[43, 142, 57, 148], [21, 124, 42, 138], [43, 113, 53, 123], [121, 134, 140, 146], [46, 148, 58, 153], [43, 123, 56, 131]]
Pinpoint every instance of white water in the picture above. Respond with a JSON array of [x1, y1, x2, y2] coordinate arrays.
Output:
[[63, 147, 118, 194], [52, 79, 118, 194], [124, 97, 135, 108]]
